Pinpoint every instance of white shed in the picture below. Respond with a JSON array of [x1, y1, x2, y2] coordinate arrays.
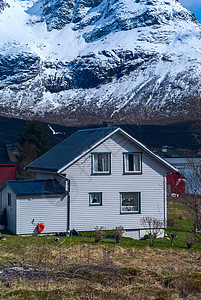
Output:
[[0, 179, 67, 235]]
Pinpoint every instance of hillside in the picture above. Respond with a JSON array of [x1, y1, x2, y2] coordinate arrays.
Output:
[[0, 116, 198, 151]]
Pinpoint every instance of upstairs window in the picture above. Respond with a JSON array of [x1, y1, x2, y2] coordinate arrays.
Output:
[[124, 153, 142, 174], [92, 153, 111, 174], [89, 193, 102, 206], [8, 193, 11, 206], [120, 192, 140, 213]]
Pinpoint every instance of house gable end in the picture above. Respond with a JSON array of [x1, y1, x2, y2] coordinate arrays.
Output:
[[58, 128, 179, 175]]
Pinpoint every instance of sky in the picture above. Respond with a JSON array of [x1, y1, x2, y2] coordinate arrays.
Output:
[[179, 0, 201, 23]]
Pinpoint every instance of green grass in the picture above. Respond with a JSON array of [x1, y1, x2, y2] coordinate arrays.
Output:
[[0, 199, 199, 262]]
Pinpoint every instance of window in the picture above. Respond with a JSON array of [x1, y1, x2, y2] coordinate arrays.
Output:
[[89, 193, 102, 206], [124, 153, 141, 173], [8, 193, 11, 206], [92, 153, 111, 174], [120, 192, 140, 213]]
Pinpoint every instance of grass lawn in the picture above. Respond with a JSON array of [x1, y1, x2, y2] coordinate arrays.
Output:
[[0, 200, 200, 299]]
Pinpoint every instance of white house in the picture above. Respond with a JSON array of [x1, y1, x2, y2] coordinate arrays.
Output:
[[0, 126, 179, 238]]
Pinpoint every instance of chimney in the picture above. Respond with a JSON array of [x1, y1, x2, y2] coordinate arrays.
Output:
[[103, 121, 114, 127]]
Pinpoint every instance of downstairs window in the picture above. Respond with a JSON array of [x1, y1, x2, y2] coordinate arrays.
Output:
[[89, 193, 102, 206], [120, 192, 140, 213]]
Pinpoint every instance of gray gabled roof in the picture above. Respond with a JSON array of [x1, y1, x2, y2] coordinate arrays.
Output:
[[1, 179, 66, 196], [26, 126, 179, 175], [26, 127, 118, 172]]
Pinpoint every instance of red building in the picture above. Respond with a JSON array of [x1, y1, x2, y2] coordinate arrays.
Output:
[[166, 171, 185, 197], [0, 135, 16, 185]]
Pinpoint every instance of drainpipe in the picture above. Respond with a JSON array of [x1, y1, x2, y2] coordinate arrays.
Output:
[[164, 173, 167, 229], [58, 174, 70, 234], [67, 179, 70, 232]]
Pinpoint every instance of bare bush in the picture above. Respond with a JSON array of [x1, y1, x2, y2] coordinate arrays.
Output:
[[141, 217, 164, 246], [113, 226, 124, 244], [94, 226, 105, 243]]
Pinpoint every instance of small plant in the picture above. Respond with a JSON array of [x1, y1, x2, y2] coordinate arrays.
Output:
[[94, 226, 105, 242], [185, 234, 195, 249], [170, 233, 177, 247], [114, 226, 124, 244], [167, 215, 177, 246], [140, 234, 149, 240]]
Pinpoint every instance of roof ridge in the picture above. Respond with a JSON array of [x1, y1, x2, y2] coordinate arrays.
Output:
[[77, 126, 118, 132]]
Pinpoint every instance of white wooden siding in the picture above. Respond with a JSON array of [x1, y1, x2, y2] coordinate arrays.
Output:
[[1, 186, 16, 234], [63, 132, 168, 232], [16, 195, 67, 235]]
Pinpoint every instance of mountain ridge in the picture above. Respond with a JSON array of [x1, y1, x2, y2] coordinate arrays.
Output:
[[0, 0, 201, 125]]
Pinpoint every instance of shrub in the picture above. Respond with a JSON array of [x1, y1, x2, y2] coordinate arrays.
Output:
[[141, 216, 164, 246], [185, 234, 195, 249], [94, 226, 105, 243], [114, 226, 124, 244]]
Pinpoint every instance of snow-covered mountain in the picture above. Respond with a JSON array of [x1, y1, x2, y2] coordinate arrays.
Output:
[[0, 0, 201, 125]]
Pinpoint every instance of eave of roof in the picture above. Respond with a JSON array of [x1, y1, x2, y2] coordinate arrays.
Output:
[[1, 179, 66, 196], [0, 162, 16, 166]]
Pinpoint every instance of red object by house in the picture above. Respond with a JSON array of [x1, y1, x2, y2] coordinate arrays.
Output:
[[0, 164, 17, 185], [166, 172, 185, 197], [0, 134, 17, 185]]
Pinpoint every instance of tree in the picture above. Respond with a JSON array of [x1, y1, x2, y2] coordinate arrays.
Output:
[[18, 121, 51, 157], [179, 158, 201, 244], [17, 121, 51, 179], [191, 121, 201, 147], [178, 122, 201, 245]]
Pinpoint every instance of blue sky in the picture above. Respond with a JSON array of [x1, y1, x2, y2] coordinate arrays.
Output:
[[179, 0, 201, 23]]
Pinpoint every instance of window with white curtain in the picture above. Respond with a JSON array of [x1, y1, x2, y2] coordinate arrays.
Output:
[[124, 153, 141, 173], [120, 192, 140, 213], [92, 153, 111, 174]]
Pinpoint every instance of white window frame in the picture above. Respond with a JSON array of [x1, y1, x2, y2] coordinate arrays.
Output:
[[89, 193, 102, 206], [124, 153, 142, 174], [92, 153, 111, 175], [120, 192, 140, 214]]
